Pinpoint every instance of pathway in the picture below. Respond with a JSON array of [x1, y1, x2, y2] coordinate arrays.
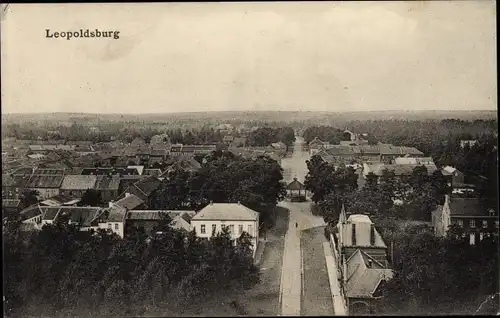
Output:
[[279, 136, 330, 316]]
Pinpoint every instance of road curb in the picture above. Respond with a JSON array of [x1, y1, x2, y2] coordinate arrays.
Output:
[[278, 222, 288, 314], [300, 229, 304, 313]]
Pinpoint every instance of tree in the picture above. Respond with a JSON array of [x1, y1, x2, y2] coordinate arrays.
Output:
[[378, 228, 498, 315], [79, 189, 103, 207], [364, 172, 379, 191], [153, 168, 191, 210], [20, 190, 40, 208]]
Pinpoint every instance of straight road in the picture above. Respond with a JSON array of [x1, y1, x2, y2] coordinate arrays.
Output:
[[279, 136, 329, 316], [301, 227, 335, 316]]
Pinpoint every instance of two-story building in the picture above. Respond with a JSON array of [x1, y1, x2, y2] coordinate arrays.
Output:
[[40, 206, 106, 230], [125, 210, 195, 236], [362, 162, 437, 180], [60, 175, 98, 197], [190, 202, 260, 258], [26, 168, 66, 199], [93, 174, 121, 203], [2, 174, 31, 199], [335, 208, 393, 315], [431, 195, 498, 244], [105, 194, 147, 238], [378, 145, 424, 164]]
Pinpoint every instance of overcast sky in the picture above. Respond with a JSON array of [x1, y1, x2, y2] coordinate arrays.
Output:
[[1, 1, 497, 114]]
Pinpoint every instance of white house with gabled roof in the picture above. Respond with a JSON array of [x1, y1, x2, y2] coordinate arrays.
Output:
[[191, 202, 260, 258]]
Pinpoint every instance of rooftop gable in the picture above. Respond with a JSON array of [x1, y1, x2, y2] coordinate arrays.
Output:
[[192, 202, 259, 221], [448, 197, 495, 217], [60, 175, 98, 190]]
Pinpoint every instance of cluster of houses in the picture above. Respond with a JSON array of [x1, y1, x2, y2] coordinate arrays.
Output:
[[332, 197, 499, 315], [18, 191, 261, 257], [2, 129, 277, 259], [2, 128, 286, 173], [310, 130, 498, 247], [309, 137, 424, 165]]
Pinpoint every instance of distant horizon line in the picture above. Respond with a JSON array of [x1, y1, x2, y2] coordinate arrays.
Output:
[[2, 109, 497, 116]]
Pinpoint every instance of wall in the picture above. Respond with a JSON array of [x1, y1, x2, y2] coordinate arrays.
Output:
[[451, 216, 499, 236], [23, 214, 43, 229], [2, 186, 23, 199], [32, 188, 60, 199], [191, 219, 259, 254], [60, 189, 86, 197], [99, 189, 119, 203], [105, 221, 124, 238], [126, 219, 160, 237]]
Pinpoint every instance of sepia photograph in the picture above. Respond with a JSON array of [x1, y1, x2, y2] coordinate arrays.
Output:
[[1, 1, 498, 316]]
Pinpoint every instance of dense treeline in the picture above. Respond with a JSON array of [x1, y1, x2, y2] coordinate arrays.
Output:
[[3, 121, 294, 147], [302, 126, 351, 144], [153, 150, 286, 227], [2, 122, 228, 145], [246, 126, 295, 147], [304, 119, 498, 209], [344, 119, 498, 166], [377, 223, 498, 315], [3, 214, 259, 316]]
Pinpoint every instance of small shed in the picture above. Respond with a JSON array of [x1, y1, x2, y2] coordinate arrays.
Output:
[[286, 178, 306, 198]]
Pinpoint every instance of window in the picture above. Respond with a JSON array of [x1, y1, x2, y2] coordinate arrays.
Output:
[[248, 225, 253, 236], [114, 223, 118, 230], [457, 220, 463, 227], [200, 224, 206, 234], [482, 220, 488, 228], [469, 233, 475, 245], [108, 223, 112, 229], [239, 225, 244, 235], [229, 225, 234, 234], [495, 221, 499, 228], [212, 224, 216, 234], [470, 220, 476, 228]]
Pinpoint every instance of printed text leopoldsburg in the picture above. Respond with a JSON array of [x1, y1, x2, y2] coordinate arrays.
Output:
[[46, 29, 120, 40]]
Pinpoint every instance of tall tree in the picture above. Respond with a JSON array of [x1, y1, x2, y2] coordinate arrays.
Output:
[[20, 189, 40, 208]]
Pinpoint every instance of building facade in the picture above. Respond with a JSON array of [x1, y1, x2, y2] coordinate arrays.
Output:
[[191, 202, 260, 258], [432, 195, 499, 244]]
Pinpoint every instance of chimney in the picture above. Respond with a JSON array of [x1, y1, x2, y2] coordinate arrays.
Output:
[[351, 223, 357, 246], [108, 201, 114, 208], [370, 224, 376, 246], [237, 201, 240, 205], [367, 259, 373, 268], [125, 193, 130, 198], [210, 200, 213, 205]]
